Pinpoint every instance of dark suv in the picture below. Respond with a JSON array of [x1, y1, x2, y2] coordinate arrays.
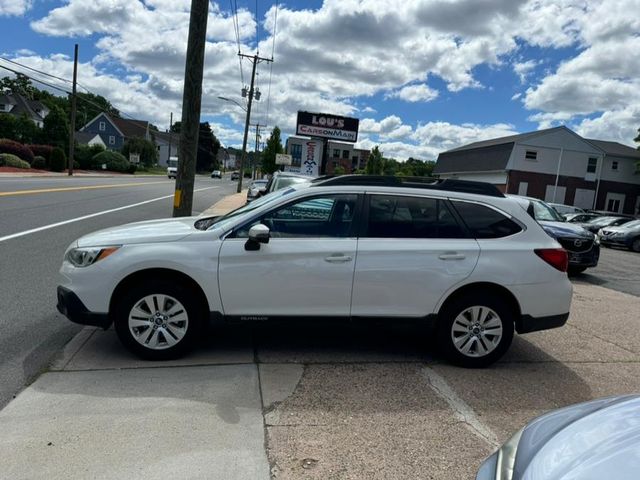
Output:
[[508, 195, 600, 275]]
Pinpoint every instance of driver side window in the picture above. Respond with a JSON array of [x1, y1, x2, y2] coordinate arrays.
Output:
[[235, 194, 357, 238]]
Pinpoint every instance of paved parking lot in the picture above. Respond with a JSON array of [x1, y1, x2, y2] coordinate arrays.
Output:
[[576, 245, 640, 297], [1, 279, 638, 479]]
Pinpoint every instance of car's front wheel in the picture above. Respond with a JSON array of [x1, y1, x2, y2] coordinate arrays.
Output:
[[438, 292, 514, 368], [631, 238, 640, 253], [114, 280, 202, 360]]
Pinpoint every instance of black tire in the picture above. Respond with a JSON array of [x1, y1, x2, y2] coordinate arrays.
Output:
[[568, 266, 587, 275], [631, 238, 640, 253], [113, 279, 202, 360], [437, 292, 514, 368]]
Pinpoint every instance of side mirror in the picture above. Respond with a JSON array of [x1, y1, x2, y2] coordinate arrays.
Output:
[[245, 224, 270, 251], [256, 187, 267, 198]]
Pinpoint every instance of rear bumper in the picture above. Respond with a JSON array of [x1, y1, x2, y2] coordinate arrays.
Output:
[[516, 312, 569, 334], [56, 286, 110, 329]]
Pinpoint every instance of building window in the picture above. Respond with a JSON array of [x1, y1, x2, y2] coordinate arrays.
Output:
[[109, 135, 115, 145], [291, 144, 302, 167], [525, 150, 537, 160], [0, 104, 5, 111], [612, 161, 618, 171], [587, 157, 598, 174], [99, 121, 106, 131], [333, 149, 340, 158], [342, 150, 349, 159]]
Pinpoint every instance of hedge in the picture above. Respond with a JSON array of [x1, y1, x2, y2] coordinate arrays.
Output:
[[0, 139, 34, 164], [50, 147, 67, 172], [92, 150, 131, 173], [27, 144, 54, 165], [0, 153, 31, 169], [31, 156, 47, 169]]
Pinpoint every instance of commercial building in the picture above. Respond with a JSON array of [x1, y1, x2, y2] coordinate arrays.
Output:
[[285, 135, 370, 175]]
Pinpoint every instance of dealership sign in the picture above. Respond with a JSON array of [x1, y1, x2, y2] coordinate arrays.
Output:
[[296, 111, 359, 142], [285, 139, 321, 177], [275, 153, 292, 165]]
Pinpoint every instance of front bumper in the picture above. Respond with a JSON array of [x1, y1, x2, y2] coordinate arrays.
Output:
[[56, 286, 110, 329], [566, 244, 599, 268]]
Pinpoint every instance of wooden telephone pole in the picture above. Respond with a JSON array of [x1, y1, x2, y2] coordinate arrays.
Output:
[[173, 0, 209, 217]]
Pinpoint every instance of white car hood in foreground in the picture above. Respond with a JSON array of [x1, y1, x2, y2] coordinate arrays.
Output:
[[77, 217, 199, 247]]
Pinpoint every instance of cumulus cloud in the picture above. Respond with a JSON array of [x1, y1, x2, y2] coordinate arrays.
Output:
[[387, 83, 439, 103], [0, 0, 31, 16], [513, 59, 539, 83]]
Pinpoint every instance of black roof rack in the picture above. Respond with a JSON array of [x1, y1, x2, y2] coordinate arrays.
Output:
[[311, 175, 505, 198]]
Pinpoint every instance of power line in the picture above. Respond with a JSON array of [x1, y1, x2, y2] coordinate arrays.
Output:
[[255, 0, 259, 55], [264, 0, 278, 128], [0, 63, 70, 95], [230, 0, 244, 86], [0, 57, 91, 93]]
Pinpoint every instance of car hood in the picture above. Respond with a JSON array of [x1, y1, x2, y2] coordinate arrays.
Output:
[[602, 224, 639, 234], [515, 395, 640, 479], [77, 217, 199, 247], [538, 221, 592, 239]]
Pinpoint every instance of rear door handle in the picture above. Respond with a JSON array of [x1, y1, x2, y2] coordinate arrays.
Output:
[[438, 252, 466, 260], [324, 254, 353, 263]]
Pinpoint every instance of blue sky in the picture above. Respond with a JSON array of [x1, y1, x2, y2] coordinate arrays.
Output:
[[1, 0, 638, 159]]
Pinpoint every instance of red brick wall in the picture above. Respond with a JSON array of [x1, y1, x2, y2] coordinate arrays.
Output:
[[326, 158, 352, 175], [507, 170, 640, 214]]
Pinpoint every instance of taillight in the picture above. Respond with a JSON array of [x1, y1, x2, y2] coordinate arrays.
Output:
[[535, 248, 568, 272]]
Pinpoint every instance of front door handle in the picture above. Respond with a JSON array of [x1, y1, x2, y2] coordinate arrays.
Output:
[[438, 252, 466, 261], [324, 254, 353, 263]]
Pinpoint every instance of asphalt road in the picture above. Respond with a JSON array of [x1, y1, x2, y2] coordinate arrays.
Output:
[[574, 246, 640, 297], [0, 174, 237, 408]]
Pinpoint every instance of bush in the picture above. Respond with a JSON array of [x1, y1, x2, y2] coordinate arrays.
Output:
[[50, 147, 67, 172], [75, 144, 105, 170], [0, 153, 31, 169], [127, 164, 137, 174], [92, 150, 131, 172], [0, 139, 34, 164], [31, 156, 47, 169], [27, 144, 54, 165]]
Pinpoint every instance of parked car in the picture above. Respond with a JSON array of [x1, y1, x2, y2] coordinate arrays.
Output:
[[548, 202, 584, 215], [211, 170, 222, 178], [476, 395, 640, 480], [260, 171, 313, 197], [57, 176, 572, 367], [564, 212, 602, 223], [246, 179, 268, 202], [508, 195, 599, 275], [230, 171, 240, 181], [576, 215, 635, 233], [599, 219, 640, 252]]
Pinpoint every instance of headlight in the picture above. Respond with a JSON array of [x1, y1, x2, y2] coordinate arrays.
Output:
[[594, 234, 600, 245], [65, 246, 120, 267]]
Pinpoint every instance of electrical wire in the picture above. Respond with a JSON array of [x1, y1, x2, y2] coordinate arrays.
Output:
[[264, 0, 278, 128], [230, 0, 244, 87], [0, 57, 91, 93]]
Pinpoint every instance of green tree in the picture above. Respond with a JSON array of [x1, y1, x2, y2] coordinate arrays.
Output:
[[42, 105, 69, 149], [49, 147, 67, 172], [366, 146, 384, 175], [196, 122, 220, 172], [170, 121, 182, 133], [261, 126, 284, 175], [0, 74, 37, 99], [15, 114, 39, 144], [122, 137, 158, 167], [0, 113, 18, 140]]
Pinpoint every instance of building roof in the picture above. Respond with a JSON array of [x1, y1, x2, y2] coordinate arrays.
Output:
[[0, 93, 17, 105], [434, 142, 514, 174], [110, 116, 150, 139], [0, 92, 47, 122], [444, 126, 565, 153], [585, 139, 640, 159]]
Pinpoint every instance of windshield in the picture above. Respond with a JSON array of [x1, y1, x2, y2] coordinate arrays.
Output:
[[619, 220, 640, 229], [587, 216, 618, 225], [205, 186, 299, 230], [274, 176, 311, 191], [532, 200, 565, 222]]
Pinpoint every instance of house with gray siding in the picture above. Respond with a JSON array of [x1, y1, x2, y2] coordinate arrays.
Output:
[[0, 92, 49, 127], [434, 126, 640, 215]]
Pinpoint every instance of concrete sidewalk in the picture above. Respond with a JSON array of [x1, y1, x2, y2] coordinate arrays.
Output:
[[200, 190, 247, 216]]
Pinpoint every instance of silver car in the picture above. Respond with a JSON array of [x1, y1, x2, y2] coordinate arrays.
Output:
[[246, 179, 268, 202], [476, 395, 640, 479]]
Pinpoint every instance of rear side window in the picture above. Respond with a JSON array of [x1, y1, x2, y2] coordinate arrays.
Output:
[[452, 201, 522, 238], [365, 195, 466, 238]]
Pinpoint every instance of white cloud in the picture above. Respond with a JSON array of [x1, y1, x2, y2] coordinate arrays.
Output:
[[513, 59, 539, 83], [0, 0, 31, 16], [387, 83, 439, 103]]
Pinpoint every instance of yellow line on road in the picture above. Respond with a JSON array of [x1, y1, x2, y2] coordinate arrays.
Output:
[[0, 181, 168, 197]]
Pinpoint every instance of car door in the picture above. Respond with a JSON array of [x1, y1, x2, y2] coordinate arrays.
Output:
[[218, 193, 360, 317], [350, 194, 480, 318]]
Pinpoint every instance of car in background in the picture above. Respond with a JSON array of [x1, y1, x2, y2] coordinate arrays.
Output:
[[166, 157, 178, 179], [476, 395, 640, 480], [564, 212, 602, 223], [576, 215, 634, 234], [599, 219, 640, 252], [230, 171, 240, 181], [246, 179, 268, 202], [211, 170, 222, 178], [260, 171, 313, 197], [508, 195, 599, 275], [548, 202, 584, 215]]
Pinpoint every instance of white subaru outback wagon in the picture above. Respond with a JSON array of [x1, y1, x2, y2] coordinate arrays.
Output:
[[57, 176, 572, 367]]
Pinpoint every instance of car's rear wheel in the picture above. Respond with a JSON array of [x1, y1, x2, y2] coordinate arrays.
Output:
[[438, 293, 514, 368], [114, 280, 201, 360], [631, 238, 640, 253]]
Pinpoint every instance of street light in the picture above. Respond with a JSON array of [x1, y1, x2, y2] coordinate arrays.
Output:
[[217, 95, 247, 112]]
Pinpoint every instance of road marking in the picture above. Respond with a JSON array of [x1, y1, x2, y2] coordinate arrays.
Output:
[[0, 186, 220, 243], [422, 366, 500, 448], [0, 181, 168, 197]]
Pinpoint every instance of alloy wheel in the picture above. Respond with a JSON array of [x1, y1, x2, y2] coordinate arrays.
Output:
[[450, 306, 503, 358], [128, 294, 189, 350]]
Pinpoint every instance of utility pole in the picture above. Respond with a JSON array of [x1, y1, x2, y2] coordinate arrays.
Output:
[[173, 0, 209, 217], [67, 43, 78, 176], [252, 123, 265, 179], [236, 53, 272, 193], [167, 111, 173, 165]]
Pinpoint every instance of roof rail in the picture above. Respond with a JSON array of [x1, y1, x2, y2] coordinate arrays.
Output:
[[312, 175, 505, 197]]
